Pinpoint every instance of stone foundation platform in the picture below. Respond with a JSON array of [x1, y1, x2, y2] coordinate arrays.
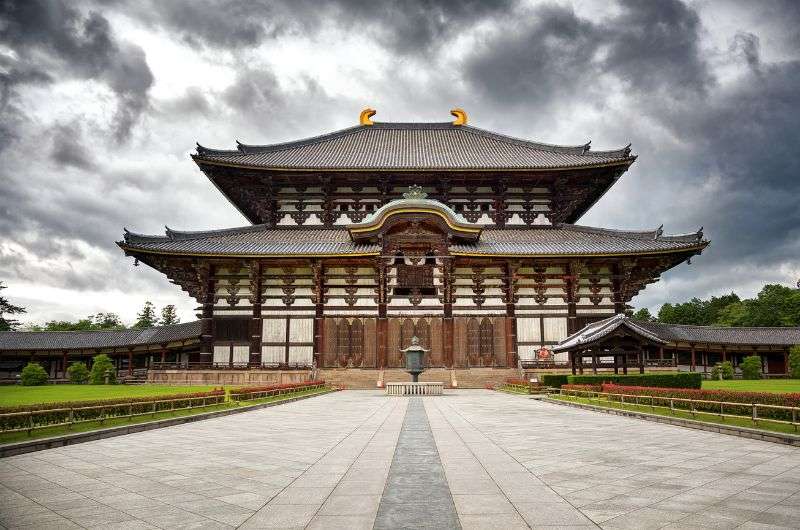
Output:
[[148, 369, 311, 386]]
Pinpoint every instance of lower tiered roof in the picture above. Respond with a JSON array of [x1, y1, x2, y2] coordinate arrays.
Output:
[[119, 224, 706, 258]]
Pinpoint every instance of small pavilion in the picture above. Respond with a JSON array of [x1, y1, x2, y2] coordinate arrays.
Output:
[[553, 314, 668, 375]]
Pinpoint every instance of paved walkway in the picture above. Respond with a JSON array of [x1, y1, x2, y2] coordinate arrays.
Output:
[[1, 391, 799, 529]]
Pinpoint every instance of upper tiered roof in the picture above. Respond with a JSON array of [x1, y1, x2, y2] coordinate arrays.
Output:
[[194, 122, 635, 171]]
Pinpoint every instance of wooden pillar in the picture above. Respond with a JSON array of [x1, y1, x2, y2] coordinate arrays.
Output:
[[199, 264, 215, 365], [702, 347, 708, 373], [228, 344, 234, 368], [311, 261, 324, 369], [160, 347, 166, 365], [722, 345, 727, 363], [785, 347, 790, 375], [376, 259, 389, 368], [659, 346, 664, 360], [566, 261, 578, 333], [504, 261, 517, 368], [591, 352, 598, 374], [622, 352, 628, 375], [690, 344, 696, 372], [613, 354, 619, 374], [250, 261, 263, 367], [570, 351, 577, 375], [127, 349, 133, 375], [577, 353, 583, 375], [638, 349, 644, 374], [61, 350, 68, 378]]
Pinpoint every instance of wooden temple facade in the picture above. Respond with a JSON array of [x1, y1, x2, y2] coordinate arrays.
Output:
[[114, 109, 708, 371]]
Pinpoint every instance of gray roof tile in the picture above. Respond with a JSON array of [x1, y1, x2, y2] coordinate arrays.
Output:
[[120, 224, 705, 257], [194, 122, 635, 170], [0, 321, 201, 352]]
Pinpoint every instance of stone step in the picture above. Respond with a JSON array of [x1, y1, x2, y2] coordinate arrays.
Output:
[[316, 367, 522, 389]]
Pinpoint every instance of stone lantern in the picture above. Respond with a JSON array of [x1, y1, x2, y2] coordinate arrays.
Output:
[[402, 336, 428, 383]]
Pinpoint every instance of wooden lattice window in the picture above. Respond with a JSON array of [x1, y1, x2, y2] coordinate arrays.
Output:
[[395, 264, 436, 296], [350, 319, 364, 358], [336, 318, 364, 366], [467, 318, 480, 357], [479, 318, 494, 356], [213, 318, 249, 342]]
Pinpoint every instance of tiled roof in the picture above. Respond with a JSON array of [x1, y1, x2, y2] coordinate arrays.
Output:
[[554, 315, 800, 351], [553, 314, 667, 352], [638, 321, 800, 347], [0, 321, 201, 352], [119, 224, 706, 257], [193, 122, 635, 170]]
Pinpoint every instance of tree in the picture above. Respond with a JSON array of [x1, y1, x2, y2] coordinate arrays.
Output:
[[629, 308, 656, 322], [20, 362, 48, 386], [789, 346, 800, 379], [66, 362, 89, 384], [0, 282, 26, 331], [160, 305, 180, 326], [28, 313, 125, 331], [89, 354, 116, 384], [738, 285, 800, 327], [134, 301, 158, 329], [740, 355, 762, 380]]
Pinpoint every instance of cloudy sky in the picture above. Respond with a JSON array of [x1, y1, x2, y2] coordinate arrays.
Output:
[[1, 0, 798, 326]]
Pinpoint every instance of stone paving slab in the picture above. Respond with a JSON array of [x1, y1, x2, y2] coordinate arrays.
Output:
[[1, 389, 800, 529]]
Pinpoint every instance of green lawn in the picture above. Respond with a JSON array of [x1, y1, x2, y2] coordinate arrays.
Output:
[[701, 379, 800, 393], [0, 385, 225, 407]]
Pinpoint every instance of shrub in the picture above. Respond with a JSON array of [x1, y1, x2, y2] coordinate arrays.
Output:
[[231, 380, 326, 397], [90, 354, 116, 384], [740, 355, 762, 380], [20, 362, 48, 386], [788, 346, 800, 379], [567, 372, 702, 389], [599, 383, 800, 421], [66, 362, 89, 384], [710, 361, 734, 380], [541, 374, 569, 388]]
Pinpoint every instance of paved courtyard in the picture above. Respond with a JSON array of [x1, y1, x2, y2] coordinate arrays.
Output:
[[1, 390, 800, 529]]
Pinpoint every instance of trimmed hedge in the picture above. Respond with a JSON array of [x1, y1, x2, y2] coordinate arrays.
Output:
[[567, 372, 702, 389], [562, 384, 601, 392], [540, 374, 569, 388], [230, 380, 326, 399], [600, 384, 800, 421], [0, 390, 225, 432]]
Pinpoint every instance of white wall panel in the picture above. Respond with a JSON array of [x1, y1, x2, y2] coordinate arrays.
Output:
[[289, 346, 313, 364], [289, 318, 313, 342], [543, 318, 568, 342], [518, 345, 539, 361], [233, 345, 250, 363], [516, 317, 541, 342], [262, 319, 286, 342], [261, 346, 284, 364], [213, 346, 229, 364]]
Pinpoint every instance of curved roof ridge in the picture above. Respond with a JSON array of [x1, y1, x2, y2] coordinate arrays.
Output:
[[122, 228, 169, 244], [165, 224, 271, 240], [460, 125, 591, 154], [232, 125, 364, 154], [560, 224, 661, 240], [195, 143, 239, 156]]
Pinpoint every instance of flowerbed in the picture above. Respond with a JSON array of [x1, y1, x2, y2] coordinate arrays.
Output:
[[599, 384, 800, 421], [562, 384, 601, 392], [0, 389, 226, 432]]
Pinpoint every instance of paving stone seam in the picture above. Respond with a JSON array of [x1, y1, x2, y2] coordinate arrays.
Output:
[[233, 396, 400, 529], [430, 395, 602, 528], [490, 393, 800, 529], [302, 397, 406, 529], [6, 393, 395, 530], [426, 398, 544, 529]]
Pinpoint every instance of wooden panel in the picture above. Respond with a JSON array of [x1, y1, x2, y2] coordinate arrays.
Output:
[[337, 319, 350, 367], [214, 318, 249, 341], [323, 318, 338, 367], [467, 318, 480, 367], [350, 319, 364, 367], [400, 318, 415, 350], [493, 316, 507, 367], [430, 318, 443, 367], [363, 318, 377, 368], [387, 318, 402, 367], [453, 317, 467, 368]]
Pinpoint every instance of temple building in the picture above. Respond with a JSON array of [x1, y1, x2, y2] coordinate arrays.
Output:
[[116, 109, 708, 374], [3, 108, 799, 384]]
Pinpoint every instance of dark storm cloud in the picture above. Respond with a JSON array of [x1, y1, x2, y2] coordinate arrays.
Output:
[[464, 0, 713, 105], [50, 123, 96, 170], [123, 0, 515, 56], [0, 0, 153, 142]]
